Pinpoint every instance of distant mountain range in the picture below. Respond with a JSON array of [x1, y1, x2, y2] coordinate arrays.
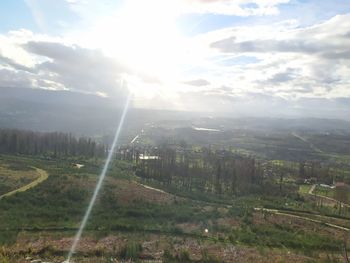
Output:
[[1, 87, 350, 137], [0, 87, 196, 137]]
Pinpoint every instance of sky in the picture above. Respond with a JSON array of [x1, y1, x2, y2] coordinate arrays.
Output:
[[0, 0, 350, 117]]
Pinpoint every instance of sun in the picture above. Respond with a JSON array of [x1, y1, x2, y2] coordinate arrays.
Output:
[[88, 0, 186, 87]]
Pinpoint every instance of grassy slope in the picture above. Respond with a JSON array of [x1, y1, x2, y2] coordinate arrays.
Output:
[[0, 167, 48, 199], [0, 154, 348, 262]]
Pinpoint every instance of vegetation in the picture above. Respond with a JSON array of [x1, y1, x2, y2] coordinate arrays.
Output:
[[1, 127, 350, 262], [0, 129, 106, 158]]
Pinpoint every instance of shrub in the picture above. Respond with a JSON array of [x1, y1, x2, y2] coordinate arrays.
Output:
[[119, 241, 142, 260]]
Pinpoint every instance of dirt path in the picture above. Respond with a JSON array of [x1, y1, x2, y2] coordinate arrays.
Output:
[[135, 180, 350, 234], [308, 184, 316, 194], [0, 167, 48, 200], [308, 184, 350, 208], [255, 207, 350, 232], [138, 182, 168, 194]]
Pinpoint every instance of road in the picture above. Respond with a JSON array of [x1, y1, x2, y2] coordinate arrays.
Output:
[[135, 179, 350, 232], [292, 132, 323, 153], [0, 167, 48, 200], [130, 135, 139, 144], [308, 183, 350, 208], [254, 207, 350, 232], [138, 183, 168, 194], [308, 184, 316, 194]]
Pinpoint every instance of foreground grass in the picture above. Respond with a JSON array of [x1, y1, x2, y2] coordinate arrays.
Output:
[[0, 154, 348, 262]]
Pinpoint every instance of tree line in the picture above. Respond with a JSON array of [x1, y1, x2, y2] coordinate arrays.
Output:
[[0, 129, 106, 158], [117, 143, 342, 197], [117, 144, 291, 196]]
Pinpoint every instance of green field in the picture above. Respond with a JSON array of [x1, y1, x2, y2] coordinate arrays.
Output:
[[299, 185, 312, 194], [0, 153, 349, 262]]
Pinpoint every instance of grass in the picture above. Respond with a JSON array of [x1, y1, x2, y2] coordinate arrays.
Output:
[[0, 154, 348, 261], [314, 185, 336, 198], [119, 241, 142, 260], [320, 153, 350, 164], [313, 185, 350, 205], [299, 184, 312, 194], [0, 164, 38, 196], [0, 168, 48, 199]]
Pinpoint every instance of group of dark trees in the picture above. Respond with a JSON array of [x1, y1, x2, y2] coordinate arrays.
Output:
[[1, 127, 341, 196], [298, 161, 333, 184], [0, 129, 106, 158], [117, 144, 293, 196], [117, 143, 342, 197]]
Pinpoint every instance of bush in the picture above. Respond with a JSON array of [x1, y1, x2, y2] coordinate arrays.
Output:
[[120, 241, 142, 260]]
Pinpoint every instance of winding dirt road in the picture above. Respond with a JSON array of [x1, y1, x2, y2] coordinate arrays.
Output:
[[0, 167, 48, 200], [308, 184, 350, 208], [136, 179, 350, 233]]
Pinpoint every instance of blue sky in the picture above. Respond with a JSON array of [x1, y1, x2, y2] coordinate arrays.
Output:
[[0, 0, 121, 34], [0, 1, 38, 32], [180, 0, 350, 35], [0, 0, 350, 116], [2, 0, 350, 35]]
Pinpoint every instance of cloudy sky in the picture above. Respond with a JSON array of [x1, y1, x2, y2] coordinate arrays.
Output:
[[0, 0, 350, 117]]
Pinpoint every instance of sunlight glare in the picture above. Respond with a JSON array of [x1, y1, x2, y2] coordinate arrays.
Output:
[[92, 0, 185, 87]]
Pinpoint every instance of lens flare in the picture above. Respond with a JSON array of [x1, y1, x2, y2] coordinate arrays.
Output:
[[66, 90, 131, 263]]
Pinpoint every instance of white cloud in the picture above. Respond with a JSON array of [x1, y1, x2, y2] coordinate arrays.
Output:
[[0, 31, 130, 100], [181, 0, 291, 16], [189, 14, 350, 101], [0, 7, 350, 117]]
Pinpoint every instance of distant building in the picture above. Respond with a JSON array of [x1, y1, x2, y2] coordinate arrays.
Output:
[[72, 163, 84, 169]]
